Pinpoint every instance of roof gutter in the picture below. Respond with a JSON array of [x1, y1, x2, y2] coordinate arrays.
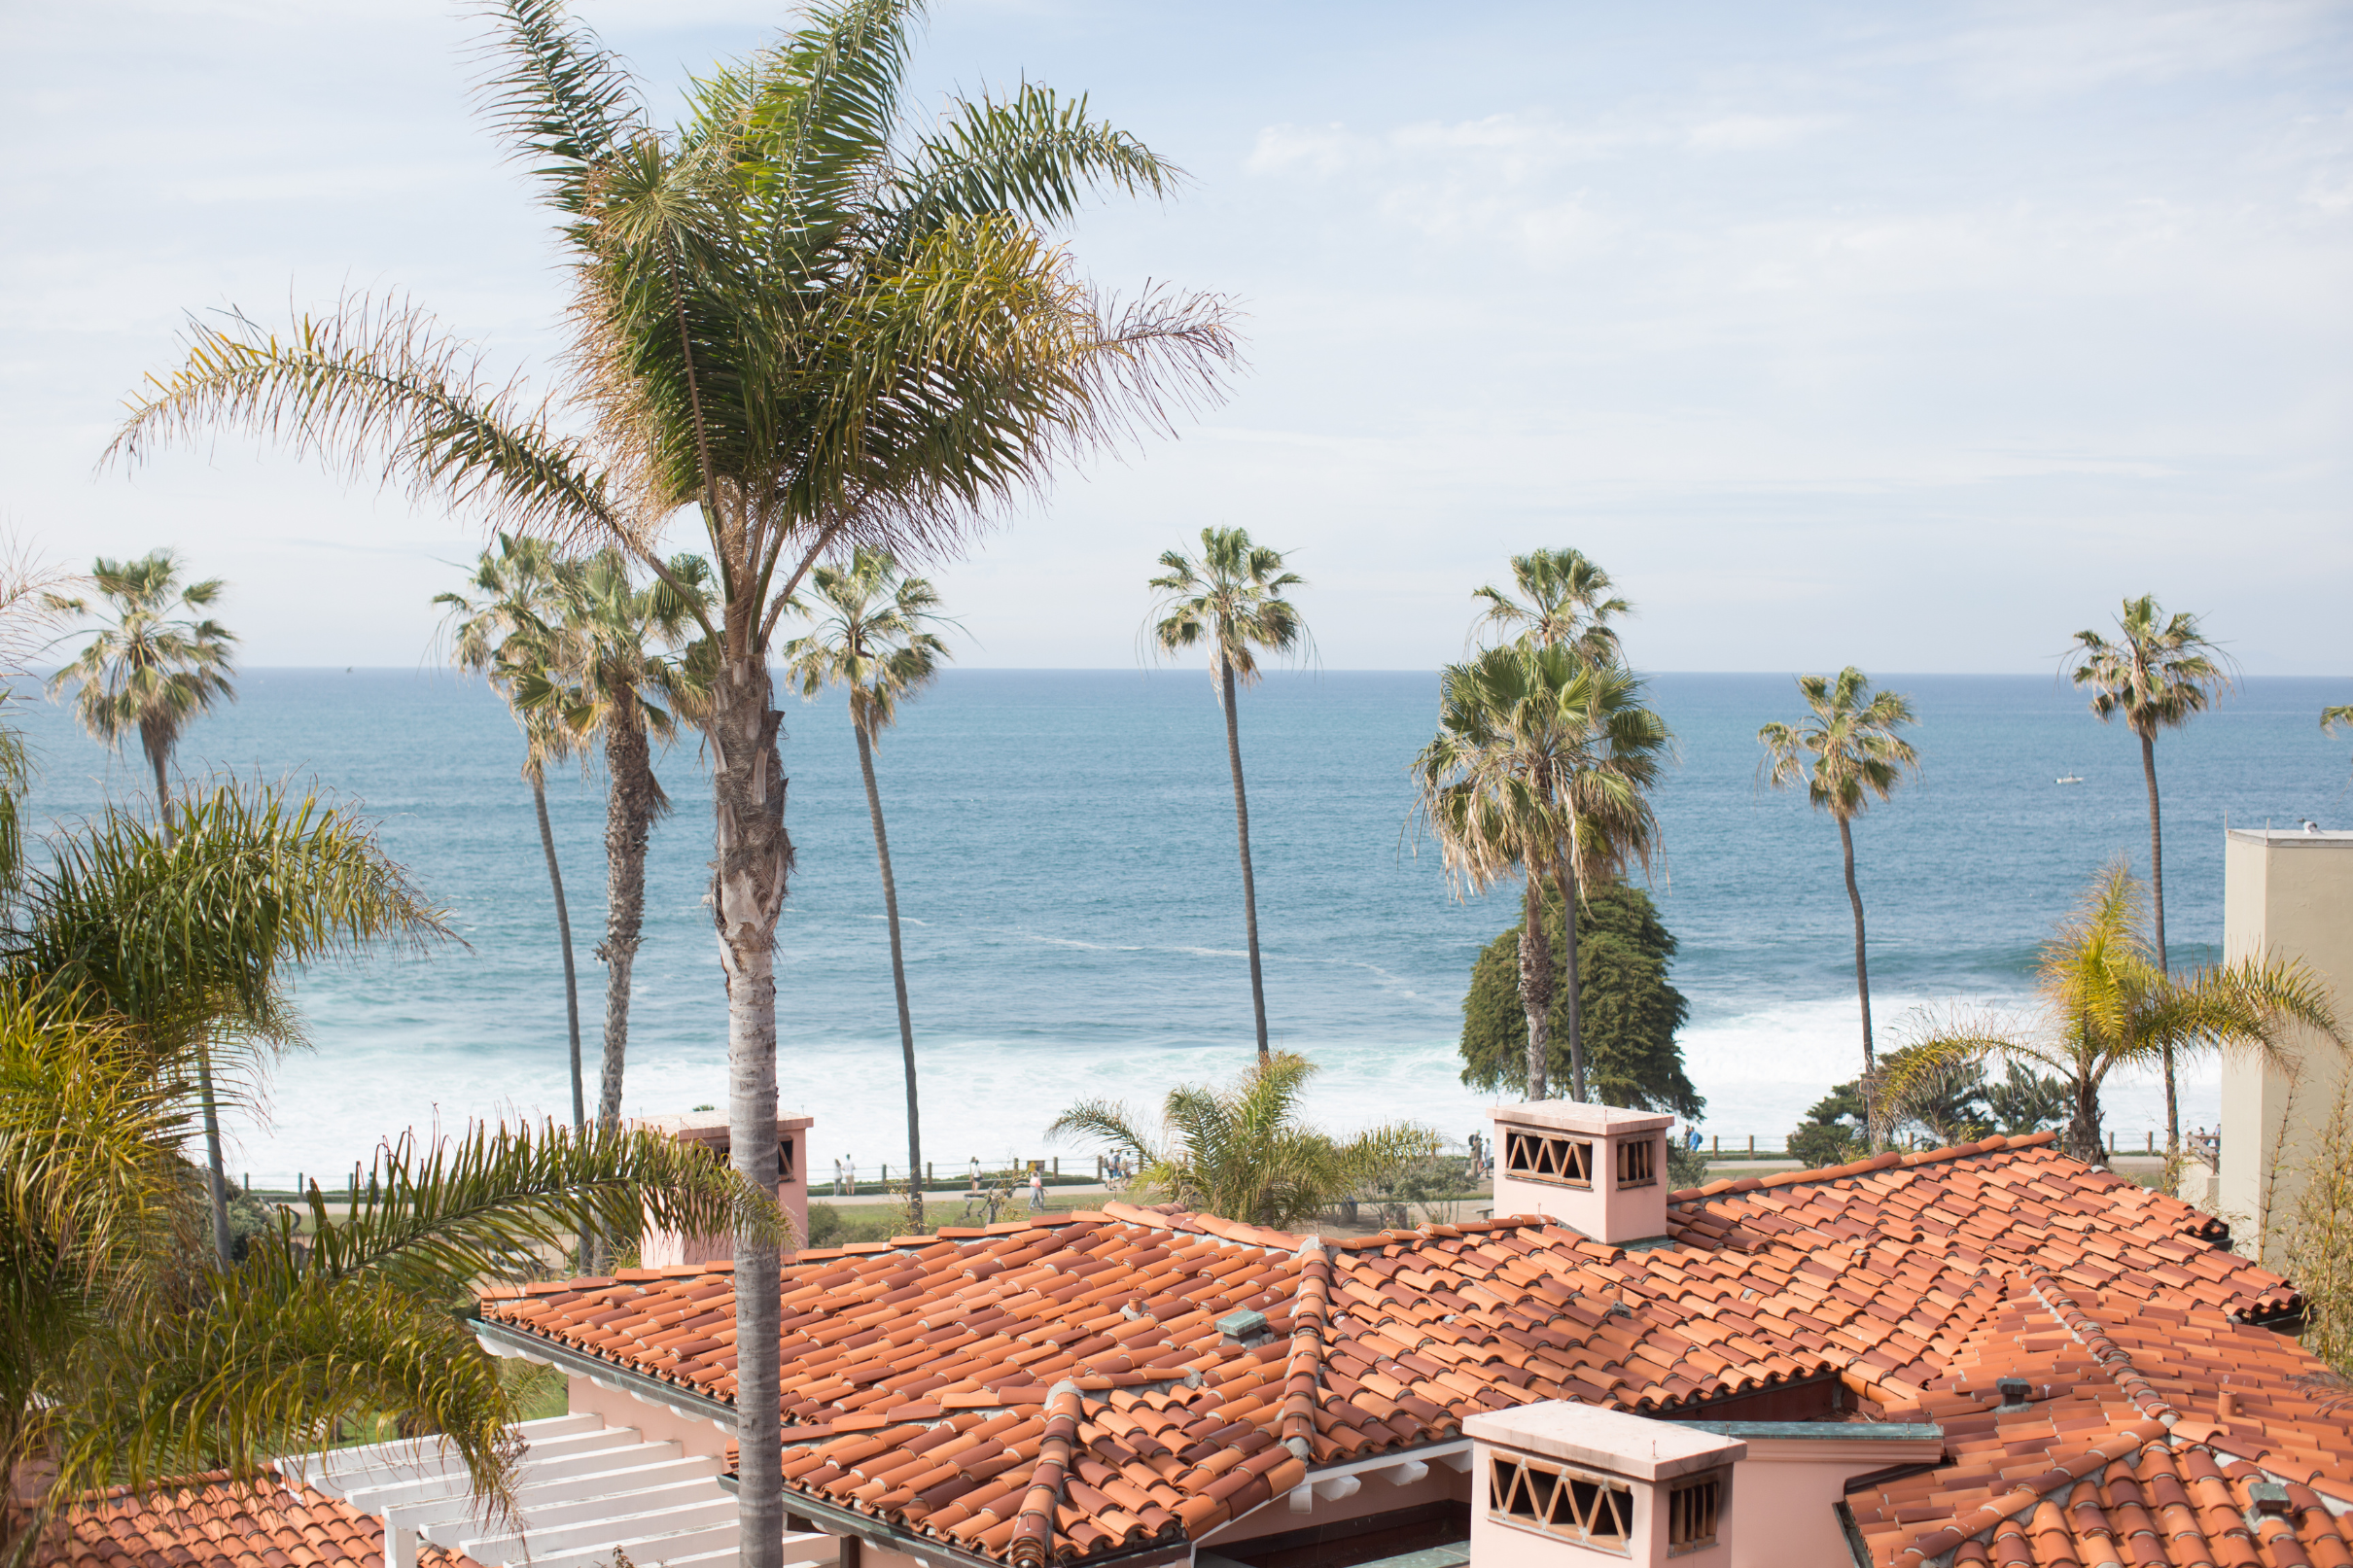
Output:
[[470, 1313, 736, 1433], [714, 1474, 1191, 1568]]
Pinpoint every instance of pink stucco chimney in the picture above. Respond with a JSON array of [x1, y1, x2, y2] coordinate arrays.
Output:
[[1492, 1100, 1674, 1245], [633, 1109, 812, 1266], [1466, 1401, 1745, 1568]]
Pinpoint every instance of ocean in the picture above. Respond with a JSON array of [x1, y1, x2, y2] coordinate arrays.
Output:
[[7, 668, 2345, 1184]]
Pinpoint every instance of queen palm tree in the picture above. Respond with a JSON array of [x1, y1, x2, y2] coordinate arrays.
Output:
[[1472, 547, 1631, 662], [781, 548, 950, 1225], [1048, 1052, 1438, 1230], [1413, 644, 1671, 1101], [438, 537, 589, 1132], [109, 5, 1236, 1552], [1148, 528, 1307, 1061], [2324, 705, 2353, 778], [515, 551, 715, 1133], [44, 551, 241, 1254], [1886, 862, 2339, 1165], [2066, 595, 2231, 1155], [1758, 668, 1918, 1141]]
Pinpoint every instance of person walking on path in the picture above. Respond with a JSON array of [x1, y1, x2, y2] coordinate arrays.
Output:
[[1028, 1168, 1045, 1212]]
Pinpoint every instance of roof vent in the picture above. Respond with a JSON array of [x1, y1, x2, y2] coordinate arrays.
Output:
[[1218, 1308, 1269, 1342], [1995, 1378, 2032, 1411], [2248, 1482, 2292, 1516]]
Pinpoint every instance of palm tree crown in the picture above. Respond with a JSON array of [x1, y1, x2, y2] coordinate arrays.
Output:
[[1757, 668, 1918, 821], [1049, 1052, 1438, 1231], [46, 550, 236, 838], [1888, 863, 2339, 1169], [1148, 528, 1308, 685], [1471, 547, 1630, 663], [782, 548, 952, 745], [1413, 644, 1671, 1100]]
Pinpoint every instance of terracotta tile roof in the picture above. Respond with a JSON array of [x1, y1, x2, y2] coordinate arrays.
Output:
[[477, 1133, 2324, 1567], [32, 1470, 478, 1568]]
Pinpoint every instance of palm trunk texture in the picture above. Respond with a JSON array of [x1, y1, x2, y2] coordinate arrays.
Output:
[[2140, 726, 2179, 1155], [1555, 869, 1586, 1101], [153, 740, 233, 1261], [196, 1047, 233, 1264], [1219, 656, 1271, 1059], [711, 652, 790, 1568], [1839, 814, 1878, 1146], [856, 724, 922, 1229], [1519, 874, 1553, 1099], [532, 776, 586, 1132], [598, 697, 658, 1132]]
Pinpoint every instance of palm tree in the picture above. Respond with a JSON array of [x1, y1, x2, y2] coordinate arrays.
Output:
[[1472, 547, 1630, 662], [108, 6, 1237, 1553], [1049, 1052, 1438, 1230], [516, 550, 715, 1132], [44, 552, 241, 1254], [44, 550, 236, 841], [2067, 595, 2232, 1155], [1148, 528, 1308, 1061], [1886, 862, 2339, 1165], [2324, 705, 2353, 778], [1413, 644, 1671, 1101], [1758, 668, 1918, 1141], [438, 537, 589, 1132], [781, 548, 950, 1226]]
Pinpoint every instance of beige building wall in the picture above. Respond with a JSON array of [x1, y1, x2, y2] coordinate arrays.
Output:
[[2219, 829, 2353, 1268]]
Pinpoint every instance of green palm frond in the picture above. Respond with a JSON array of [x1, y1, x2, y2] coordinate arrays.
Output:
[[299, 1119, 785, 1293], [1052, 1054, 1438, 1229], [2066, 594, 2233, 739], [779, 547, 952, 743], [1471, 548, 1630, 663], [1756, 666, 1918, 821], [474, 0, 642, 218], [1147, 527, 1308, 690]]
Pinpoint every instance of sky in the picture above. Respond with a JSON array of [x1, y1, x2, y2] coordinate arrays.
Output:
[[5, 0, 2350, 672]]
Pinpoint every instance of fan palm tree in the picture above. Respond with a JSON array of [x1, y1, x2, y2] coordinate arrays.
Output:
[[437, 537, 589, 1132], [1886, 862, 2339, 1165], [515, 550, 715, 1132], [107, 5, 1237, 1551], [1413, 644, 1671, 1101], [781, 548, 950, 1226], [1148, 528, 1307, 1061], [1758, 668, 1918, 1141], [2066, 595, 2231, 1154], [1048, 1052, 1438, 1230], [45, 550, 236, 841], [1472, 547, 1631, 662]]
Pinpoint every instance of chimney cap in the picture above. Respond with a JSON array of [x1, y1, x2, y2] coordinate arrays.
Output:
[[1217, 1308, 1269, 1342], [2248, 1482, 2292, 1516], [1995, 1378, 2032, 1411], [1465, 1400, 1745, 1481], [1491, 1101, 1675, 1137]]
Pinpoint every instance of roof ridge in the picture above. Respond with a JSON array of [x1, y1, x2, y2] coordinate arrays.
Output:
[[1281, 1236, 1330, 1459], [1890, 1416, 2168, 1568], [1670, 1131, 2060, 1203], [2020, 1266, 2182, 1428], [1008, 1380, 1082, 1568]]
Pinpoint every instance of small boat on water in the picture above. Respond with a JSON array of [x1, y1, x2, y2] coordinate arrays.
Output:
[[2055, 774, 2084, 784]]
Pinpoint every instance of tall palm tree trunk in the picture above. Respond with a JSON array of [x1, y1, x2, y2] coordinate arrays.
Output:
[[711, 650, 789, 1568], [1219, 655, 1271, 1060], [2139, 725, 2178, 1155], [150, 736, 235, 1260], [1838, 814, 1878, 1146], [597, 698, 658, 1132], [1554, 867, 1586, 1101], [531, 776, 585, 1132], [194, 1046, 234, 1263], [855, 724, 922, 1228], [1519, 874, 1553, 1099]]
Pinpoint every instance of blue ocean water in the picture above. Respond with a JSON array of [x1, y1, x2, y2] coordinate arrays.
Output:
[[6, 669, 2345, 1182]]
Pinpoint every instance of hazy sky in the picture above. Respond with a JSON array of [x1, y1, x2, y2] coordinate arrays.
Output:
[[7, 0, 2350, 671]]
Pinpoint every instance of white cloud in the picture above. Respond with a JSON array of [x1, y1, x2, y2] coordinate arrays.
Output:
[[1685, 114, 1843, 153]]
